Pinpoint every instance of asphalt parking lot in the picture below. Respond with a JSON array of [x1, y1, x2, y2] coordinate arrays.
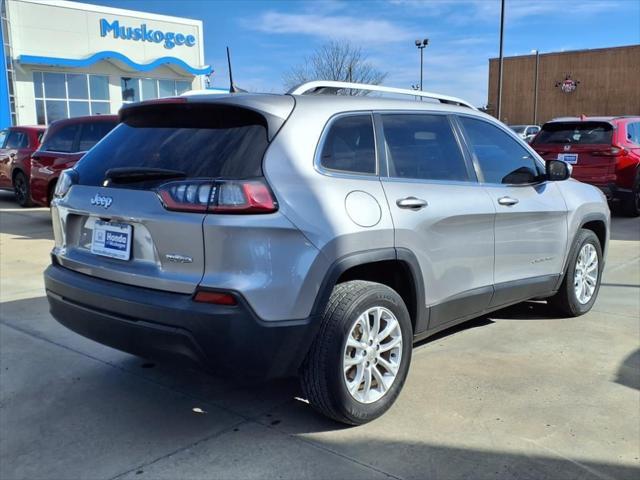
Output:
[[0, 190, 638, 480]]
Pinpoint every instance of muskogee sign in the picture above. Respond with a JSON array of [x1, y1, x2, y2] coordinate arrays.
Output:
[[99, 18, 196, 49]]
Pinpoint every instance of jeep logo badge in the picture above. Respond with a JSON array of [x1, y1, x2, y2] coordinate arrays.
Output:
[[90, 193, 113, 209]]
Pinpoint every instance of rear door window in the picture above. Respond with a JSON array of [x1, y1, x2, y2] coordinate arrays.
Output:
[[75, 104, 270, 187], [459, 116, 542, 185], [381, 114, 471, 182], [533, 122, 613, 145], [319, 114, 376, 175], [4, 131, 28, 149], [42, 124, 80, 153], [77, 121, 118, 152]]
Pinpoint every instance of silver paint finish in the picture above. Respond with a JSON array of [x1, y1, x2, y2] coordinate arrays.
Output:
[[49, 92, 611, 325], [199, 211, 325, 321], [484, 181, 568, 284], [51, 185, 206, 294], [344, 191, 382, 228], [381, 178, 495, 307]]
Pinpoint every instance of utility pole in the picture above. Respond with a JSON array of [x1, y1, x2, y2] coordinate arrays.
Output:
[[496, 0, 505, 121], [533, 49, 540, 125]]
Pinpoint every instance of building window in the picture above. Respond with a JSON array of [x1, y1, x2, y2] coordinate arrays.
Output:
[[120, 77, 192, 103], [32, 72, 111, 125]]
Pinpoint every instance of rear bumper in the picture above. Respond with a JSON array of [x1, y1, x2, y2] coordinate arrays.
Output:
[[44, 263, 320, 380]]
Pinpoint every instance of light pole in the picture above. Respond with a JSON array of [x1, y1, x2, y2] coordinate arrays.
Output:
[[496, 0, 505, 121], [415, 38, 429, 91], [532, 49, 539, 125]]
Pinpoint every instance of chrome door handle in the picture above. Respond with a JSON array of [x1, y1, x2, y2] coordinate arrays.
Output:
[[396, 197, 428, 209], [498, 196, 519, 206]]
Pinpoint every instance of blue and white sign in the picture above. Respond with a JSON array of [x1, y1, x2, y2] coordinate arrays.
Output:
[[100, 18, 196, 49], [91, 220, 133, 260]]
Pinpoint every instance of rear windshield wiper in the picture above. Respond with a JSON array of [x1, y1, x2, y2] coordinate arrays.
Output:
[[104, 167, 187, 185]]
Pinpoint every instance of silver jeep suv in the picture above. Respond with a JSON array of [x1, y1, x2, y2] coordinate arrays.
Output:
[[45, 81, 609, 425]]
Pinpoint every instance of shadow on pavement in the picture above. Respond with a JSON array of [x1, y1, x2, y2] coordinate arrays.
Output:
[[610, 216, 640, 242], [615, 349, 640, 391]]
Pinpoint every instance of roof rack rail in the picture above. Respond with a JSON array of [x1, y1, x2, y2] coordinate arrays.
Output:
[[287, 80, 476, 109]]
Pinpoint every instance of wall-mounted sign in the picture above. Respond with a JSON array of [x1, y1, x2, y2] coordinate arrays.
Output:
[[100, 18, 196, 50], [555, 75, 580, 93]]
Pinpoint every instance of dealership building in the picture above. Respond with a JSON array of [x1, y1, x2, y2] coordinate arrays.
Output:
[[0, 0, 211, 128], [487, 45, 640, 125]]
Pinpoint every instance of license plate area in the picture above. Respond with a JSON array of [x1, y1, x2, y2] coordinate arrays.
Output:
[[558, 153, 578, 164], [91, 220, 133, 261]]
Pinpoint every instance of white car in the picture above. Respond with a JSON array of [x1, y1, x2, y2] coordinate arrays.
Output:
[[510, 124, 540, 143]]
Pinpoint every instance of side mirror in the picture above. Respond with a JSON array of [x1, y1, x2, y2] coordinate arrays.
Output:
[[546, 160, 571, 181]]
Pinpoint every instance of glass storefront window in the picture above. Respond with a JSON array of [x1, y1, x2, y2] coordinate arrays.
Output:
[[121, 77, 140, 102], [69, 101, 90, 117], [35, 100, 45, 125], [67, 74, 88, 99], [121, 77, 193, 103], [158, 80, 174, 97], [89, 75, 109, 100], [141, 78, 158, 100], [45, 100, 67, 123], [91, 102, 110, 115], [43, 72, 66, 98], [33, 72, 111, 124], [175, 81, 191, 95]]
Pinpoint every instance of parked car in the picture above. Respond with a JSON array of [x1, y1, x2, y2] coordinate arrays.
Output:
[[30, 115, 118, 207], [0, 125, 46, 206], [509, 124, 540, 143], [44, 81, 609, 425], [531, 116, 640, 216]]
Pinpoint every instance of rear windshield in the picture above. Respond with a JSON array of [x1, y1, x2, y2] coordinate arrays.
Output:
[[74, 104, 269, 186], [533, 122, 613, 145]]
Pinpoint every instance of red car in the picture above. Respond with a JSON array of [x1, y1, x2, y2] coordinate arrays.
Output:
[[30, 115, 118, 207], [0, 125, 47, 206], [532, 116, 640, 216]]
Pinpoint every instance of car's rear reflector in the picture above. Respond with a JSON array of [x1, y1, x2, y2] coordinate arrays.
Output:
[[193, 290, 237, 306]]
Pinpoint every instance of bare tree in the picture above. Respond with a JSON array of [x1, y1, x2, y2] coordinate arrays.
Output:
[[284, 41, 387, 95]]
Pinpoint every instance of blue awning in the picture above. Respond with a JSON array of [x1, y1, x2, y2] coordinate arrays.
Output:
[[17, 51, 212, 76]]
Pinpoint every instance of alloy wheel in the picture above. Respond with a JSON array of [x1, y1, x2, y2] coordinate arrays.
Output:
[[573, 243, 598, 304], [342, 306, 403, 404]]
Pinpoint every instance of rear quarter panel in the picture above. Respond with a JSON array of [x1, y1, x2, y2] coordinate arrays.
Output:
[[261, 102, 395, 319]]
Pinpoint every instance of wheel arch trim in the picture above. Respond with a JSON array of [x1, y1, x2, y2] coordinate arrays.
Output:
[[310, 247, 427, 333]]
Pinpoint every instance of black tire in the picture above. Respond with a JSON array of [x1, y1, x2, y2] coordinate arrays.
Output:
[[47, 180, 57, 207], [13, 171, 33, 207], [300, 280, 412, 425], [620, 170, 640, 217], [548, 229, 603, 317]]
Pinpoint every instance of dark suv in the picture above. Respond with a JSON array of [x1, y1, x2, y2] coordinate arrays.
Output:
[[532, 116, 640, 216], [0, 125, 46, 206], [30, 115, 118, 207]]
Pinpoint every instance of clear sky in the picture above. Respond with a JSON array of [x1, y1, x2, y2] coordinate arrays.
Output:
[[77, 0, 640, 107]]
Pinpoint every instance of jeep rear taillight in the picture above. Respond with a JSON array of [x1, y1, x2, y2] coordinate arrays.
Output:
[[157, 178, 277, 214]]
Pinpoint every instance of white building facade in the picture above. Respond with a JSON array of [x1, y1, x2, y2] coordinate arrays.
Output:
[[0, 0, 210, 128]]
